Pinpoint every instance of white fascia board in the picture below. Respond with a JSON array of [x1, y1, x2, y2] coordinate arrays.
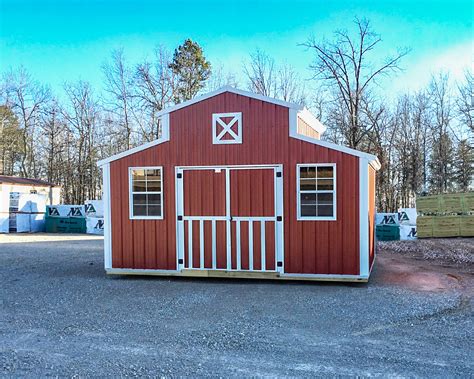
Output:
[[297, 108, 327, 134], [154, 86, 304, 118], [97, 113, 170, 167], [289, 108, 380, 170]]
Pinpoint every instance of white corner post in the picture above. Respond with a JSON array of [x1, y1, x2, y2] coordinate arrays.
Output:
[[288, 108, 298, 138], [103, 163, 112, 270], [359, 158, 369, 278], [175, 167, 185, 271], [274, 165, 284, 274]]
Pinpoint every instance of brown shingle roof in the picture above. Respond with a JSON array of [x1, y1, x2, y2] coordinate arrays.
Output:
[[0, 175, 59, 187]]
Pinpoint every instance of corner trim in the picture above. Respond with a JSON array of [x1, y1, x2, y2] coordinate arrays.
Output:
[[359, 158, 369, 277], [102, 163, 112, 270]]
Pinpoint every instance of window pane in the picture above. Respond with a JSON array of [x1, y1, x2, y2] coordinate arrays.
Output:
[[317, 205, 333, 217], [300, 193, 317, 205], [147, 181, 161, 192], [301, 205, 317, 217], [146, 169, 161, 181], [133, 193, 147, 205], [317, 179, 333, 191], [147, 193, 161, 205], [300, 166, 316, 179], [317, 166, 334, 178], [147, 205, 162, 217], [300, 179, 316, 191], [133, 180, 147, 192], [133, 205, 147, 216], [132, 169, 146, 181], [317, 193, 333, 205]]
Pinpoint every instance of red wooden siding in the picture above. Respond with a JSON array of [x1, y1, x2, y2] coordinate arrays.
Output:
[[368, 165, 376, 268], [109, 91, 360, 275]]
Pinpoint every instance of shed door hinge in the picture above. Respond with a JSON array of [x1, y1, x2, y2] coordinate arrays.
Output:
[[276, 171, 282, 178], [177, 215, 183, 221], [177, 173, 182, 179]]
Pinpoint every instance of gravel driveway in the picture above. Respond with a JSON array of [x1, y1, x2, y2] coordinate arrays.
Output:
[[1, 234, 473, 377]]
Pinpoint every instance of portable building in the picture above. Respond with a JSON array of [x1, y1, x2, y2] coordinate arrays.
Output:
[[98, 87, 380, 281]]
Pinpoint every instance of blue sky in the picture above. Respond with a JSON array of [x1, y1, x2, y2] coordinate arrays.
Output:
[[0, 0, 472, 96]]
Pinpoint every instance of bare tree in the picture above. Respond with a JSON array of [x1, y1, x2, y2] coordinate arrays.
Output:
[[135, 46, 177, 141], [277, 64, 306, 104], [62, 81, 100, 203], [102, 49, 134, 149], [206, 63, 239, 91], [457, 70, 473, 133], [304, 17, 409, 148], [2, 68, 51, 177], [243, 49, 277, 97], [428, 73, 456, 193]]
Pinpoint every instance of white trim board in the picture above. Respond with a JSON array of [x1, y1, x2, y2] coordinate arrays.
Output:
[[102, 163, 112, 270], [359, 158, 370, 278], [105, 268, 368, 282]]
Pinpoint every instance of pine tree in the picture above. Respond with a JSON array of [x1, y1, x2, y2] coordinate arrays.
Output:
[[429, 132, 455, 193], [454, 139, 473, 191], [169, 39, 211, 102], [0, 105, 23, 175]]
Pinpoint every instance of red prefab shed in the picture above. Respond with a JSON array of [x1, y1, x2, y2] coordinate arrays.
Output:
[[98, 87, 380, 282]]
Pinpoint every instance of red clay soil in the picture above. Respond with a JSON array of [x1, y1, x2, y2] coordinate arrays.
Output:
[[374, 239, 474, 294]]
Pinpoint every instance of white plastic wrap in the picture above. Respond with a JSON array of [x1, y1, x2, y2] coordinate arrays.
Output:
[[86, 217, 104, 235], [30, 213, 45, 232], [16, 213, 31, 233], [0, 213, 9, 233], [398, 208, 417, 226], [375, 213, 399, 225], [400, 224, 417, 240], [85, 200, 104, 218], [46, 205, 86, 218]]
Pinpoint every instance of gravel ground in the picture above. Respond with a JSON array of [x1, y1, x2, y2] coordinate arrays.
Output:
[[1, 234, 473, 377], [379, 238, 474, 265]]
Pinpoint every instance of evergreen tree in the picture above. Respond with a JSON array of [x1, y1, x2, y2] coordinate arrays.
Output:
[[169, 39, 211, 102], [0, 105, 23, 175], [429, 132, 455, 193], [454, 139, 473, 191]]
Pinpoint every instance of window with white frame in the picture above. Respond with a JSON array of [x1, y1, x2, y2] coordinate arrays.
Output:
[[129, 167, 163, 219], [297, 164, 336, 220], [212, 112, 242, 144]]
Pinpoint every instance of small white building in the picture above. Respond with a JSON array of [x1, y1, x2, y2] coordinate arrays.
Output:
[[0, 176, 60, 206], [0, 176, 61, 233]]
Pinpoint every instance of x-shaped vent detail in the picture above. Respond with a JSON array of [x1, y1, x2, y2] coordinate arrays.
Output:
[[212, 112, 242, 144]]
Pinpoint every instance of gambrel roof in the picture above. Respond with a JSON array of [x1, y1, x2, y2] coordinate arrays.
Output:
[[98, 86, 380, 169]]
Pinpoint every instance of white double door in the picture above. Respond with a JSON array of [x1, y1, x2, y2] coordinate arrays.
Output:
[[175, 165, 284, 273]]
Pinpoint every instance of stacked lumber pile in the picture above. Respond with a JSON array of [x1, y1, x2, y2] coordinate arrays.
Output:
[[416, 193, 474, 238]]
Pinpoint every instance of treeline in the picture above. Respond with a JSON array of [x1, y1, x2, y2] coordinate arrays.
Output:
[[0, 19, 472, 210]]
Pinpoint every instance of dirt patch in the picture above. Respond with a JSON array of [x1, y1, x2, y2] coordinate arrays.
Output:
[[376, 239, 474, 294]]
